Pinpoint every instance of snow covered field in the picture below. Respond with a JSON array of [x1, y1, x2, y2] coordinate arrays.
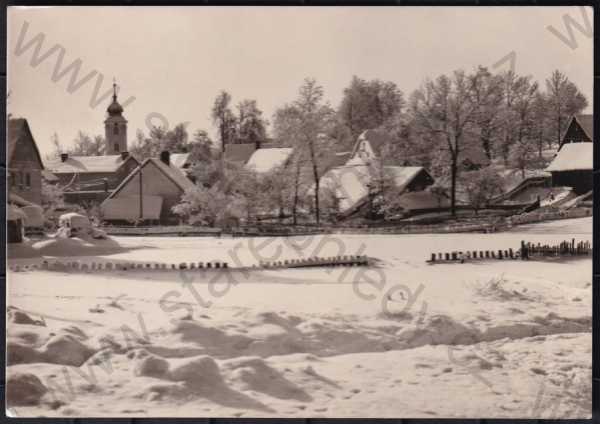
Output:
[[6, 217, 592, 418]]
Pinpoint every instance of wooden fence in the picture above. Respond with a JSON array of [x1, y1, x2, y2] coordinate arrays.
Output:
[[520, 239, 591, 259], [427, 238, 591, 264], [8, 255, 369, 273], [427, 248, 519, 264]]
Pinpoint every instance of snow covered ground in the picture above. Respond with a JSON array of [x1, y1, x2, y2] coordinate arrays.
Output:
[[6, 217, 592, 418]]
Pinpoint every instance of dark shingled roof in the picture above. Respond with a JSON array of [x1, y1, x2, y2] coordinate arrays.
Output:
[[224, 143, 257, 165], [7, 118, 44, 169]]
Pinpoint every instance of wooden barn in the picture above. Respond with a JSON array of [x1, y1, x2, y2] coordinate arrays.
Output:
[[7, 118, 45, 206], [546, 114, 593, 195], [546, 143, 593, 195], [101, 151, 195, 225]]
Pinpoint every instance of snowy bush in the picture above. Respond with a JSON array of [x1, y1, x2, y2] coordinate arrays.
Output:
[[172, 186, 246, 227]]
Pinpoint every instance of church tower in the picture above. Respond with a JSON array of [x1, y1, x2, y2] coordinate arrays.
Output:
[[104, 80, 128, 155]]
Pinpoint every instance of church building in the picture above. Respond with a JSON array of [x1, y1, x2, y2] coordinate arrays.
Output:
[[45, 82, 139, 205]]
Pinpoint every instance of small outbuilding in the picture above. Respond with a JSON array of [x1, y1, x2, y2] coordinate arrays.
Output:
[[546, 143, 593, 195], [546, 114, 593, 195]]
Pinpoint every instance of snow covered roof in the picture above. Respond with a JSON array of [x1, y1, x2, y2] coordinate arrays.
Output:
[[245, 148, 293, 173], [8, 192, 38, 207], [320, 165, 371, 212], [45, 154, 138, 174], [546, 143, 593, 172], [170, 153, 191, 169]]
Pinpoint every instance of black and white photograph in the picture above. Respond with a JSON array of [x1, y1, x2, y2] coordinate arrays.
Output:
[[5, 5, 593, 418]]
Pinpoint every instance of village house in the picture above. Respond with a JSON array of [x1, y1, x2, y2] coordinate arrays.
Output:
[[546, 114, 593, 195], [7, 118, 45, 206], [319, 129, 437, 218], [100, 151, 195, 225], [44, 83, 139, 205], [7, 118, 48, 240]]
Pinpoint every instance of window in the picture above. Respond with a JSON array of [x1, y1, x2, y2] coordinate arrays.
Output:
[[25, 173, 31, 189], [114, 143, 120, 152], [113, 123, 119, 135]]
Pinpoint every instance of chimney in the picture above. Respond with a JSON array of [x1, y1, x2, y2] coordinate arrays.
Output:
[[120, 151, 129, 160], [60, 153, 69, 162], [160, 150, 170, 166]]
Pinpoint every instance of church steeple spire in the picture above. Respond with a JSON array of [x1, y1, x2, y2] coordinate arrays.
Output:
[[107, 78, 124, 116], [112, 78, 118, 102], [104, 77, 128, 155]]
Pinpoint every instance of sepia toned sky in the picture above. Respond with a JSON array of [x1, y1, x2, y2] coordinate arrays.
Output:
[[7, 6, 593, 157]]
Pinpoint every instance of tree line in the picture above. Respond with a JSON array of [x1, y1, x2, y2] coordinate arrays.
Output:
[[49, 67, 587, 225]]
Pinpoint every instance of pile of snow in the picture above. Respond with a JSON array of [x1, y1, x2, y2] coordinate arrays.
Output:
[[7, 319, 97, 367], [8, 235, 126, 259], [6, 372, 48, 406]]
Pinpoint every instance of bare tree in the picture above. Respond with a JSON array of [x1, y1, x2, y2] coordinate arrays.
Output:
[[273, 78, 334, 225], [338, 76, 405, 140], [410, 69, 495, 216], [545, 70, 588, 148], [236, 99, 268, 146], [212, 90, 237, 154]]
